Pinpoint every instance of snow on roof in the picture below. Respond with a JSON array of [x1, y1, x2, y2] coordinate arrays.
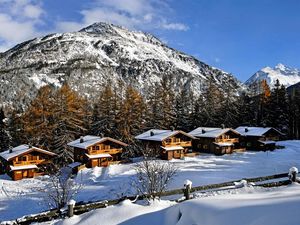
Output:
[[213, 142, 234, 147], [235, 126, 282, 137], [135, 129, 194, 141], [161, 146, 184, 151], [85, 153, 112, 159], [9, 165, 38, 171], [68, 162, 82, 168], [190, 127, 238, 138], [188, 127, 221, 136], [0, 144, 56, 161], [258, 140, 276, 145], [67, 135, 127, 149]]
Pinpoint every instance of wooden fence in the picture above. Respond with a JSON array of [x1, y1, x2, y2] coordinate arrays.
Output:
[[1, 172, 294, 225]]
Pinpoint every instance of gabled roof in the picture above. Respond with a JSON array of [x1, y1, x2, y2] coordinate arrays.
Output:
[[188, 127, 221, 136], [235, 126, 282, 137], [0, 144, 56, 161], [67, 135, 128, 149], [189, 127, 240, 138], [135, 129, 195, 142]]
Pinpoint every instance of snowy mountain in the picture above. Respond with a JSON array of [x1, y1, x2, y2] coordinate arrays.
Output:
[[0, 22, 243, 110], [245, 63, 300, 88]]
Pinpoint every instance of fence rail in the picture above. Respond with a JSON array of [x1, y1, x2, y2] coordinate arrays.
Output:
[[1, 172, 295, 225]]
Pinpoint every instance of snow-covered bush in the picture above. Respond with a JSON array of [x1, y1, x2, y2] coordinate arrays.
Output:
[[134, 160, 177, 201]]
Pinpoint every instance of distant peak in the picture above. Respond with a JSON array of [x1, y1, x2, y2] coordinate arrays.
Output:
[[275, 63, 287, 70], [79, 22, 117, 33]]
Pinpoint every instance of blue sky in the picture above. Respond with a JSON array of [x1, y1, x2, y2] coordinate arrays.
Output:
[[0, 0, 299, 81]]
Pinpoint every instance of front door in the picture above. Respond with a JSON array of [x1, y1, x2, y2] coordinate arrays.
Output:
[[100, 158, 109, 167], [22, 170, 28, 178]]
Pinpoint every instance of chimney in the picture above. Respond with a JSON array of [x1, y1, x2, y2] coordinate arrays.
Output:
[[170, 126, 175, 131], [245, 127, 249, 133], [100, 133, 104, 138], [150, 131, 154, 136], [28, 143, 32, 148], [80, 136, 84, 143], [9, 148, 13, 153], [202, 129, 206, 134], [221, 124, 225, 129]]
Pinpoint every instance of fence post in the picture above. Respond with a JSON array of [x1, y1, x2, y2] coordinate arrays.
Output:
[[289, 167, 298, 182], [183, 180, 192, 200], [68, 199, 76, 217]]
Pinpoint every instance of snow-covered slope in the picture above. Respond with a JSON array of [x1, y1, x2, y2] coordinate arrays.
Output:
[[0, 22, 243, 110], [52, 184, 300, 225], [245, 63, 300, 88]]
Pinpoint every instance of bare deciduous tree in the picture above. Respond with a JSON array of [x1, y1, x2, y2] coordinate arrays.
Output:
[[40, 168, 82, 210], [134, 159, 177, 201]]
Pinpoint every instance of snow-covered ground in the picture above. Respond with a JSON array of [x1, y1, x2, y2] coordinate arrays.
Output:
[[1, 140, 300, 221], [47, 184, 300, 225]]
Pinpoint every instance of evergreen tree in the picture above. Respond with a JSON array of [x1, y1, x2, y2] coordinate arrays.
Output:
[[0, 108, 10, 152], [91, 83, 121, 137], [174, 90, 194, 131], [289, 87, 300, 139], [51, 84, 89, 165], [267, 80, 289, 132]]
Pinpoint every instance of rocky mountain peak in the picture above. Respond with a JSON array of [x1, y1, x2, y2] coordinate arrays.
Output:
[[0, 22, 243, 110]]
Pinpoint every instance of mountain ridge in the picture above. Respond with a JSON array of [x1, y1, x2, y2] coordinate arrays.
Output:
[[0, 22, 243, 110]]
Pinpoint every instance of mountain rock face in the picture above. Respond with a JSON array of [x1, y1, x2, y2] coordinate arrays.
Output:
[[245, 63, 300, 88], [0, 22, 242, 110]]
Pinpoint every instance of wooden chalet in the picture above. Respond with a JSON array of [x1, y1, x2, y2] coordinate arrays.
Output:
[[135, 129, 195, 160], [189, 127, 244, 155], [235, 126, 282, 151], [67, 135, 128, 168], [0, 145, 56, 181]]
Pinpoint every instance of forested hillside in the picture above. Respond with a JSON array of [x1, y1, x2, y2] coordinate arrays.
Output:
[[1, 76, 299, 164]]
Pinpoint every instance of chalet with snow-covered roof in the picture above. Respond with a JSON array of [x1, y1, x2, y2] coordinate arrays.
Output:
[[135, 129, 195, 160], [235, 126, 282, 150], [189, 127, 244, 155], [67, 135, 128, 168], [0, 145, 56, 181]]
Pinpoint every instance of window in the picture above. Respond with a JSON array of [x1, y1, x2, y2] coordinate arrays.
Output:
[[96, 146, 99, 150], [203, 145, 208, 149], [92, 146, 96, 150]]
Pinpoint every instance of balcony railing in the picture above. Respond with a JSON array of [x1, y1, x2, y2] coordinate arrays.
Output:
[[13, 159, 45, 166], [216, 138, 239, 143], [162, 141, 192, 147], [88, 148, 123, 155]]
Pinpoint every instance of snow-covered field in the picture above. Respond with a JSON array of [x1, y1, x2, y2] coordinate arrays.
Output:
[[51, 183, 300, 225], [1, 140, 300, 222]]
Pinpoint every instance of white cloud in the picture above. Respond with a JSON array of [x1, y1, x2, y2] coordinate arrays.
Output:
[[56, 0, 188, 33], [23, 4, 43, 19], [160, 22, 189, 31], [0, 0, 188, 52], [0, 0, 44, 51]]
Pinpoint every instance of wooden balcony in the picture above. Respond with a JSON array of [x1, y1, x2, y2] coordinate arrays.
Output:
[[162, 141, 192, 147], [216, 138, 239, 143], [88, 148, 123, 155], [13, 159, 46, 166]]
